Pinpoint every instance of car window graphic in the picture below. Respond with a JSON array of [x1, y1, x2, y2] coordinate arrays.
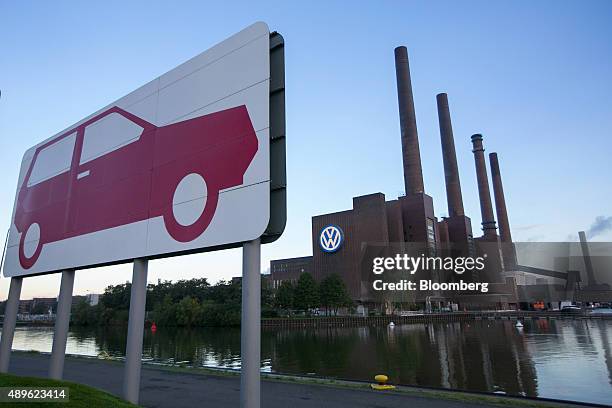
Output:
[[80, 112, 144, 165], [27, 132, 77, 187]]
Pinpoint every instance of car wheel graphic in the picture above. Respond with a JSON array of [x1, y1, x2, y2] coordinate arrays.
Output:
[[163, 172, 219, 242], [19, 222, 43, 269]]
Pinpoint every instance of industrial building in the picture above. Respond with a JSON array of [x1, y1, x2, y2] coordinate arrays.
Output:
[[269, 256, 313, 289], [270, 45, 518, 312], [271, 46, 610, 312]]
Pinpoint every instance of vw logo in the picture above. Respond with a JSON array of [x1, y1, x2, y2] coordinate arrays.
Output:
[[319, 225, 344, 253]]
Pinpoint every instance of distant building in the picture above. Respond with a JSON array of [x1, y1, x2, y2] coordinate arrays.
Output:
[[71, 294, 101, 306], [270, 256, 313, 289], [231, 274, 272, 288], [31, 297, 57, 314], [86, 293, 100, 306], [18, 299, 33, 314]]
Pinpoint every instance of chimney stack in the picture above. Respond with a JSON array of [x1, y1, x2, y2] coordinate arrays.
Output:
[[489, 153, 512, 243], [579, 231, 597, 287], [471, 134, 497, 238], [437, 93, 464, 217], [394, 46, 425, 195]]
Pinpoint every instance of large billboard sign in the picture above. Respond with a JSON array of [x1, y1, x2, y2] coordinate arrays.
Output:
[[3, 22, 285, 277]]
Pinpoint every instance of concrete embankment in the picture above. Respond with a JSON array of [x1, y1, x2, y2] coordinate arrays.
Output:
[[262, 311, 611, 329]]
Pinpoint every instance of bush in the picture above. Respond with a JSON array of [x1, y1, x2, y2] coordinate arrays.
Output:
[[319, 274, 352, 316], [294, 273, 320, 315]]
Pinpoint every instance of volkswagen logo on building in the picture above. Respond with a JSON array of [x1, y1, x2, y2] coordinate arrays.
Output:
[[319, 225, 344, 253]]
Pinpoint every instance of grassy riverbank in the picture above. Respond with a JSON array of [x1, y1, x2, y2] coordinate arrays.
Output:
[[0, 372, 135, 407]]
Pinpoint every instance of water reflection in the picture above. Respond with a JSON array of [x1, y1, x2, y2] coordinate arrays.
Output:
[[5, 319, 612, 405]]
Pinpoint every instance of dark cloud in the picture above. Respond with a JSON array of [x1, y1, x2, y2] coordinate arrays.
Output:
[[586, 216, 612, 239]]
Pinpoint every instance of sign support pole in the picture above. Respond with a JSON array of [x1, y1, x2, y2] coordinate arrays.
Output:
[[123, 258, 148, 404], [49, 269, 75, 379], [0, 277, 23, 373], [240, 238, 261, 408]]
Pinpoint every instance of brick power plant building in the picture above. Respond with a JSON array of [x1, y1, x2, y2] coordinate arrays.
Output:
[[271, 46, 521, 312]]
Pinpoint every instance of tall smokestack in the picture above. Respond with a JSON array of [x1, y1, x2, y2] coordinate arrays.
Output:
[[471, 134, 497, 238], [489, 153, 512, 243], [394, 46, 424, 195], [437, 93, 464, 217], [579, 231, 597, 286]]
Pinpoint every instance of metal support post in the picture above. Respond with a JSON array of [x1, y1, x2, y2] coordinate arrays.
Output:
[[123, 258, 148, 404], [0, 277, 23, 373], [240, 238, 261, 408], [49, 269, 75, 379]]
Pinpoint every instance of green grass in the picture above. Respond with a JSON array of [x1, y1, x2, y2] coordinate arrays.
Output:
[[0, 373, 135, 408]]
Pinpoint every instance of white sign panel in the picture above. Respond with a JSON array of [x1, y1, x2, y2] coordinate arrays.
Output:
[[3, 22, 271, 277]]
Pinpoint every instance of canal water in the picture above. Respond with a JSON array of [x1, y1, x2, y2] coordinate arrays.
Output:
[[4, 319, 612, 405]]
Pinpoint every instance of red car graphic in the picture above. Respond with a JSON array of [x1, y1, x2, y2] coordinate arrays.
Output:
[[15, 105, 258, 269]]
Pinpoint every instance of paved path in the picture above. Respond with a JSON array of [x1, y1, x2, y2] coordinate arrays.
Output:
[[6, 352, 582, 408]]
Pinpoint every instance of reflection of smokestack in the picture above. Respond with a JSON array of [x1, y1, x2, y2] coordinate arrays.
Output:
[[437, 93, 464, 217], [471, 134, 497, 238], [394, 46, 425, 195], [579, 231, 597, 286], [489, 153, 511, 242]]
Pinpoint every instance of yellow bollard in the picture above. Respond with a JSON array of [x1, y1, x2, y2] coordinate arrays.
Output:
[[371, 374, 396, 390]]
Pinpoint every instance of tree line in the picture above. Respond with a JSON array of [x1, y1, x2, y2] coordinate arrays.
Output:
[[70, 273, 352, 327], [275, 273, 352, 316]]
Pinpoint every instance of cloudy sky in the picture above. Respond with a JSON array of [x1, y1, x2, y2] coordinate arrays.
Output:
[[1, 0, 611, 300]]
